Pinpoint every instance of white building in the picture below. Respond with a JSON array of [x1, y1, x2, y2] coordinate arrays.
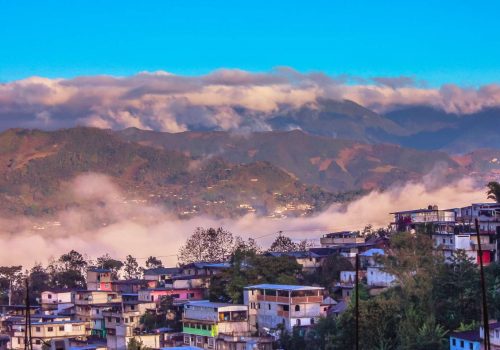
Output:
[[243, 284, 324, 333], [480, 321, 500, 349], [366, 266, 397, 287], [40, 290, 75, 314], [9, 320, 86, 350]]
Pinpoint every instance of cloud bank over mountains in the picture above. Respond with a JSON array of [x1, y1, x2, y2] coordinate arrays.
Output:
[[0, 173, 487, 267], [1, 68, 500, 132]]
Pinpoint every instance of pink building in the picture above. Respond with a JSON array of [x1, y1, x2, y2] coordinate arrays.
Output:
[[138, 288, 205, 303]]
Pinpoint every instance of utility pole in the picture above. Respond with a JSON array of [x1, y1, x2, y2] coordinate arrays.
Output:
[[475, 218, 490, 350], [24, 278, 32, 350], [355, 253, 359, 350]]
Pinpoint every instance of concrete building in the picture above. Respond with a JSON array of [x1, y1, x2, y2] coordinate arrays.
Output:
[[9, 320, 86, 350], [244, 284, 324, 333], [366, 266, 396, 287], [320, 231, 365, 247], [138, 288, 204, 304], [86, 268, 113, 291], [74, 291, 122, 337], [480, 321, 500, 349], [143, 267, 180, 287], [40, 290, 75, 314], [182, 301, 249, 349], [104, 300, 156, 349]]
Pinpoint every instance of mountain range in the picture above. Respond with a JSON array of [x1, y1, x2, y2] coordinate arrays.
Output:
[[1, 124, 499, 219]]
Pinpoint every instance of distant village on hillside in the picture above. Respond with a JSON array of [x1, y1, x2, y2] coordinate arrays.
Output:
[[1, 199, 500, 350]]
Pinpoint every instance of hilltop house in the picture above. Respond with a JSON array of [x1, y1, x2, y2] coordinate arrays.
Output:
[[391, 204, 498, 265]]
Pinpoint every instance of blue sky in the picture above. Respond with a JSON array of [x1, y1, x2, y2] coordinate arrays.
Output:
[[1, 0, 499, 86]]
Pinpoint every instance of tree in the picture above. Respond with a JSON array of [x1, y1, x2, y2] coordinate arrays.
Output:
[[178, 227, 236, 264], [268, 232, 300, 252], [47, 250, 88, 289], [432, 250, 480, 331], [123, 255, 141, 279], [487, 181, 500, 202], [145, 256, 163, 269], [313, 254, 353, 288], [127, 338, 151, 350], [209, 248, 301, 304], [0, 266, 23, 305], [28, 264, 50, 303], [58, 250, 88, 275], [96, 254, 123, 279]]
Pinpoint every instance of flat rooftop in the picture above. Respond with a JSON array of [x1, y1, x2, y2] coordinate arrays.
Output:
[[244, 284, 324, 291]]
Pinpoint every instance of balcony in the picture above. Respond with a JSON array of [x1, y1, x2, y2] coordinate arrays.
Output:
[[256, 295, 290, 303], [290, 296, 322, 304]]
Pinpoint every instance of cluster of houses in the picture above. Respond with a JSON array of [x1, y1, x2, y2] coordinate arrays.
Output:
[[0, 201, 498, 350], [0, 265, 331, 350], [392, 202, 500, 264]]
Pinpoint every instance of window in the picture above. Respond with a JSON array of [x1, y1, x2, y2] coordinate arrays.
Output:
[[268, 304, 271, 310], [35, 327, 41, 332], [311, 318, 315, 325], [48, 294, 52, 299], [469, 342, 473, 350], [35, 340, 41, 345], [59, 326, 64, 331], [295, 305, 300, 312], [452, 339, 456, 346], [151, 296, 154, 301], [460, 340, 464, 347], [116, 317, 120, 324], [107, 317, 112, 322], [130, 305, 135, 310], [258, 303, 261, 309], [48, 327, 53, 332], [296, 319, 301, 326]]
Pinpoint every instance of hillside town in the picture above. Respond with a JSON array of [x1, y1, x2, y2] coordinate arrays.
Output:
[[0, 199, 500, 350]]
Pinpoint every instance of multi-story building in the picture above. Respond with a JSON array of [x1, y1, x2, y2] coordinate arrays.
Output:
[[75, 291, 122, 337], [9, 320, 86, 350], [391, 204, 498, 264], [182, 301, 249, 349], [40, 290, 75, 314], [87, 268, 113, 291], [110, 279, 147, 294], [138, 288, 204, 304], [104, 301, 156, 350], [455, 202, 500, 263], [320, 231, 365, 247], [143, 267, 180, 288], [243, 284, 324, 333]]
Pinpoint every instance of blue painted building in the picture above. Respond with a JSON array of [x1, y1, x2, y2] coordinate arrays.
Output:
[[449, 330, 481, 350]]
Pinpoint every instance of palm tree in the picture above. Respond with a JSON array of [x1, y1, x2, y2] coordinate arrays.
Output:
[[487, 181, 500, 202]]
